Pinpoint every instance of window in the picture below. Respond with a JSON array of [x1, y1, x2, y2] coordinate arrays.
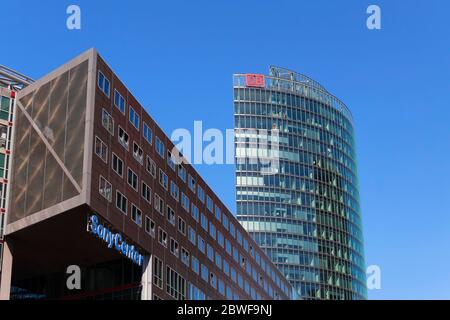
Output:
[[127, 168, 138, 191], [159, 169, 168, 190], [181, 193, 189, 212], [133, 142, 143, 164], [197, 185, 205, 203], [218, 231, 224, 248], [166, 266, 186, 300], [209, 222, 216, 240], [170, 181, 179, 201], [114, 89, 125, 113], [243, 276, 250, 293], [207, 244, 214, 262], [214, 205, 221, 221], [112, 153, 123, 177], [177, 217, 186, 235], [207, 196, 213, 213], [118, 126, 129, 150], [243, 238, 249, 251], [210, 273, 217, 289], [188, 283, 205, 301], [170, 238, 179, 257], [232, 268, 238, 284], [223, 260, 230, 276], [227, 286, 233, 300], [218, 279, 225, 296], [230, 223, 236, 239], [95, 136, 108, 163], [201, 264, 208, 282], [143, 122, 153, 145], [230, 222, 236, 239], [167, 206, 175, 226], [156, 137, 165, 158], [146, 156, 156, 178], [198, 235, 205, 253], [225, 239, 232, 256], [154, 193, 164, 215], [131, 204, 142, 226], [98, 71, 110, 97], [233, 248, 239, 264], [102, 109, 114, 135], [237, 230, 243, 246], [153, 256, 164, 289], [129, 107, 140, 129], [215, 253, 222, 270], [200, 213, 208, 231], [141, 181, 152, 204], [178, 165, 186, 182], [237, 272, 243, 288], [158, 228, 168, 247], [191, 256, 199, 274], [255, 252, 261, 266], [188, 226, 196, 245], [188, 175, 196, 193], [181, 248, 189, 266], [99, 176, 112, 202], [116, 191, 127, 214], [191, 204, 199, 222], [222, 214, 229, 230], [0, 98, 10, 122], [167, 151, 176, 171], [145, 216, 155, 237]]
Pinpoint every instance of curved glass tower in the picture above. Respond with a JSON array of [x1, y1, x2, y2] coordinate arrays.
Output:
[[233, 67, 367, 300]]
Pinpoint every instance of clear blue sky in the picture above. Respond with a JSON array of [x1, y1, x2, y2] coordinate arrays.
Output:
[[1, 0, 449, 300]]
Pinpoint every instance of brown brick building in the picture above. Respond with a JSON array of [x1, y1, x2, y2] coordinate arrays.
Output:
[[0, 49, 292, 300]]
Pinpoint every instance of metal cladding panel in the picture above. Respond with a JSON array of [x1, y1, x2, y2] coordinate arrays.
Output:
[[8, 95, 31, 219], [24, 126, 46, 215], [66, 61, 88, 186], [48, 72, 69, 172], [8, 60, 89, 224], [42, 147, 64, 208]]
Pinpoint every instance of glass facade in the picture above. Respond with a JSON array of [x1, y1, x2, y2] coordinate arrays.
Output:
[[11, 258, 142, 300], [234, 67, 367, 300], [0, 89, 15, 288]]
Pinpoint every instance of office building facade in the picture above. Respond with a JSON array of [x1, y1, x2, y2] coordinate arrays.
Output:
[[0, 66, 33, 291], [0, 50, 292, 300], [0, 85, 14, 287], [234, 67, 367, 299]]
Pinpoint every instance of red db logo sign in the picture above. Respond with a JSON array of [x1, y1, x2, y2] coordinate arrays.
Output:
[[245, 74, 265, 88]]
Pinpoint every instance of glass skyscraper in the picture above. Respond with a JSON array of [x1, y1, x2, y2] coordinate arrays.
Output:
[[233, 67, 367, 300]]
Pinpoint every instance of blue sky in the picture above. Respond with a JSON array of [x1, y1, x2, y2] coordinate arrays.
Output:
[[1, 0, 449, 299]]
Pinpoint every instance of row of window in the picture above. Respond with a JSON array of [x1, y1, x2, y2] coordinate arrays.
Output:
[[100, 172, 269, 295], [232, 81, 353, 130], [96, 70, 290, 298], [97, 147, 289, 299], [101, 93, 153, 153], [100, 164, 288, 300], [233, 98, 354, 148], [153, 256, 246, 300]]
